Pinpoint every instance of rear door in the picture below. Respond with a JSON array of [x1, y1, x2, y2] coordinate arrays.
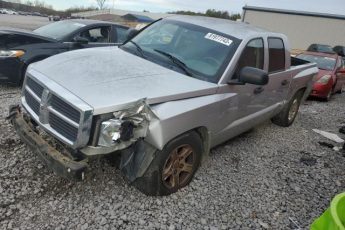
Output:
[[335, 57, 345, 92], [265, 37, 291, 106]]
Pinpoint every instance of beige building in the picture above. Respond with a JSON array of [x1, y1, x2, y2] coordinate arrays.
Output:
[[242, 6, 345, 51]]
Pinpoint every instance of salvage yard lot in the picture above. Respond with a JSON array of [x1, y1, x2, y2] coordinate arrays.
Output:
[[1, 16, 345, 230]]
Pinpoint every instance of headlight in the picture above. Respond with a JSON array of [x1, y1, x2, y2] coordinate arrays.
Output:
[[316, 75, 331, 85], [98, 100, 153, 147], [0, 50, 25, 57]]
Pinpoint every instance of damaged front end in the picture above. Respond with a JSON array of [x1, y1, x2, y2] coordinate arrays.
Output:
[[81, 99, 156, 156], [8, 99, 160, 182]]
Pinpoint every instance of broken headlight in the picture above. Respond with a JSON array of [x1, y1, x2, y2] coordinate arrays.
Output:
[[98, 100, 153, 147]]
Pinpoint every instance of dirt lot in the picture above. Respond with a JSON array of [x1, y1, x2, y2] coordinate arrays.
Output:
[[0, 14, 51, 30], [0, 16, 345, 230]]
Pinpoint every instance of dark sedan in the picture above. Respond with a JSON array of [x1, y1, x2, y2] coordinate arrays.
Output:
[[0, 19, 129, 85]]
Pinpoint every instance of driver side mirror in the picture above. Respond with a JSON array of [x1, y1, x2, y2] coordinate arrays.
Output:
[[73, 36, 89, 44], [228, 67, 269, 85]]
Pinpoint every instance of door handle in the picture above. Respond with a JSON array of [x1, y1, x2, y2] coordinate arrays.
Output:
[[281, 80, 289, 86], [254, 87, 264, 94]]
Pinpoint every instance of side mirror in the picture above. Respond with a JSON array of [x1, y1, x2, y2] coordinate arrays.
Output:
[[73, 36, 89, 44], [228, 67, 269, 85], [126, 28, 139, 41]]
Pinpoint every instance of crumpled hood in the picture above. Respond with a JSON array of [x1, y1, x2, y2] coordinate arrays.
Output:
[[29, 47, 218, 114]]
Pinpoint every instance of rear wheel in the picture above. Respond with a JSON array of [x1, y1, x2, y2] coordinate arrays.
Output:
[[271, 90, 304, 127], [133, 131, 202, 196]]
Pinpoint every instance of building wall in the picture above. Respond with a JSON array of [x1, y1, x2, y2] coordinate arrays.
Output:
[[243, 10, 345, 50]]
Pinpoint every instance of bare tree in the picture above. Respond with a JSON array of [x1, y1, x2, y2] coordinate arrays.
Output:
[[95, 0, 107, 10]]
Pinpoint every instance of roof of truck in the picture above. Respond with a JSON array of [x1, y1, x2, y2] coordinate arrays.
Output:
[[166, 15, 280, 40]]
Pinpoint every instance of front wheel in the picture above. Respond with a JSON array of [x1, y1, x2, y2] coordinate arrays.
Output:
[[271, 90, 304, 127], [133, 131, 202, 196]]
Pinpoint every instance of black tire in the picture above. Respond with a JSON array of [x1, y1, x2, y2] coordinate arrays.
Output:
[[271, 90, 304, 127], [133, 131, 202, 196]]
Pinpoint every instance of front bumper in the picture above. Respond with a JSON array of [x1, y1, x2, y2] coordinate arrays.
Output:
[[310, 83, 332, 98], [0, 57, 24, 85], [8, 105, 88, 180]]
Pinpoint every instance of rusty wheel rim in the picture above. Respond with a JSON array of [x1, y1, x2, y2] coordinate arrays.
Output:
[[162, 144, 195, 190]]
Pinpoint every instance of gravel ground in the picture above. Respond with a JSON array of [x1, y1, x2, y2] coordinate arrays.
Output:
[[0, 15, 51, 30], [0, 84, 344, 229]]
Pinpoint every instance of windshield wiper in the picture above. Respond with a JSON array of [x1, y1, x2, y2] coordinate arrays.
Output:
[[129, 41, 146, 58], [153, 49, 194, 77]]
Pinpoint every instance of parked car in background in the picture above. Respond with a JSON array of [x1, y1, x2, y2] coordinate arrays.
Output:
[[307, 44, 335, 54], [9, 16, 318, 195], [17, 11, 28, 16], [297, 51, 345, 100], [0, 19, 129, 85], [334, 45, 345, 57]]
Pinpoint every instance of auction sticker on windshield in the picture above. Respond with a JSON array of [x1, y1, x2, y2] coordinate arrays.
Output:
[[205, 33, 233, 46]]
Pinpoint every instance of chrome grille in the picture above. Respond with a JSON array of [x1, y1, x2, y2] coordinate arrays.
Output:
[[49, 113, 78, 142], [21, 73, 93, 148], [24, 90, 40, 115], [51, 95, 80, 123], [26, 77, 44, 97]]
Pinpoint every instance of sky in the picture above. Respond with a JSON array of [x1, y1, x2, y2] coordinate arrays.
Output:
[[41, 0, 345, 15]]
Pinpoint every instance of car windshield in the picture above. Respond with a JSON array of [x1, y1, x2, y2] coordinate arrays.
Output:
[[33, 21, 86, 40], [121, 19, 240, 83], [297, 54, 336, 71]]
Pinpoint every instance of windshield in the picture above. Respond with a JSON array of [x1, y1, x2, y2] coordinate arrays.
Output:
[[34, 21, 86, 40], [297, 54, 336, 71], [121, 19, 240, 83]]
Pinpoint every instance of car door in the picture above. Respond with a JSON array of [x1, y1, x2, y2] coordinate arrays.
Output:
[[70, 25, 118, 49], [335, 57, 345, 92], [264, 37, 291, 107], [212, 38, 272, 145]]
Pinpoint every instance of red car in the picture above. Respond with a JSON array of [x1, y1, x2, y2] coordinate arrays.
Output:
[[297, 51, 345, 100]]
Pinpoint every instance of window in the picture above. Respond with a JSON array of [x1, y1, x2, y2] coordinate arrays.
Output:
[[234, 38, 264, 78], [268, 38, 285, 73], [77, 26, 111, 43], [116, 27, 128, 43]]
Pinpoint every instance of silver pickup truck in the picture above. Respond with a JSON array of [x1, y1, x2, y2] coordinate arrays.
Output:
[[9, 15, 318, 196]]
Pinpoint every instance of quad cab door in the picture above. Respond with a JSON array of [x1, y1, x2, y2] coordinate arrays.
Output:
[[213, 37, 291, 146], [213, 38, 272, 145], [264, 37, 292, 108]]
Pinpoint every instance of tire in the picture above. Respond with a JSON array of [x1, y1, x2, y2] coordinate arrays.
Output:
[[271, 90, 304, 127], [133, 131, 202, 196]]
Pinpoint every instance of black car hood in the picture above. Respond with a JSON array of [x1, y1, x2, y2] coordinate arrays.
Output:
[[0, 27, 57, 49]]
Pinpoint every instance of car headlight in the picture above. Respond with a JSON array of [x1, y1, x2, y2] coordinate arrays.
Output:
[[316, 75, 332, 85], [0, 50, 25, 57], [98, 119, 135, 147]]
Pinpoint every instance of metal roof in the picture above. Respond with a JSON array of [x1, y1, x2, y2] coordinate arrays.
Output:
[[243, 6, 345, 20]]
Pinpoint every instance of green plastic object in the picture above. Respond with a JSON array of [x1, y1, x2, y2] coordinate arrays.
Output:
[[311, 193, 345, 230]]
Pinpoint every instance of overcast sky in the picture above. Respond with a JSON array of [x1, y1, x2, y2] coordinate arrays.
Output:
[[43, 0, 345, 15]]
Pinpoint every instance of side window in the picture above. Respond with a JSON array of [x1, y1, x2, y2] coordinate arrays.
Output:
[[77, 26, 111, 43], [268, 38, 285, 73], [116, 27, 128, 43], [234, 38, 264, 78]]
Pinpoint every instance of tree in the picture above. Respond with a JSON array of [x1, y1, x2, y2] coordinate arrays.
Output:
[[95, 0, 107, 10]]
